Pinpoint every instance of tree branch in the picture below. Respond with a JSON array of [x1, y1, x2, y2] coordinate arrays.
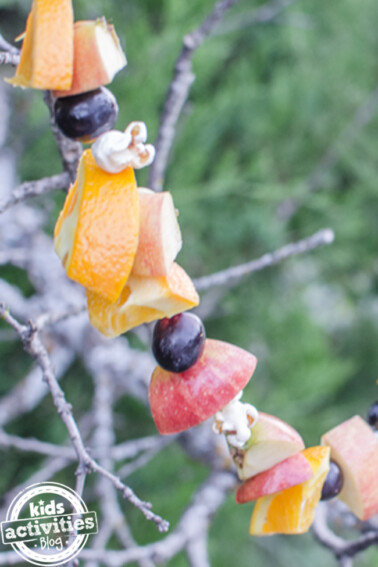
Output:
[[148, 0, 240, 191], [0, 52, 20, 66], [0, 172, 70, 214], [0, 305, 169, 533], [194, 228, 335, 291], [43, 91, 82, 182], [312, 503, 378, 562]]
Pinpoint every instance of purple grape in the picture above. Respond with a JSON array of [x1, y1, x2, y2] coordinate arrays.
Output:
[[54, 87, 118, 142], [367, 401, 378, 429], [152, 313, 206, 373], [321, 461, 343, 501]]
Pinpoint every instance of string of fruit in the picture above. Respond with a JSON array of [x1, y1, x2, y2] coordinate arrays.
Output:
[[8, 0, 378, 538]]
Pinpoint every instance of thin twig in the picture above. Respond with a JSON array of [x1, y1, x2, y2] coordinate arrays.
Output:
[[0, 52, 20, 66], [148, 0, 240, 191], [0, 172, 70, 214], [193, 228, 335, 291], [0, 305, 169, 533]]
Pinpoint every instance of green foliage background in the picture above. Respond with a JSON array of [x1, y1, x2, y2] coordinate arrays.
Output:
[[0, 0, 377, 565]]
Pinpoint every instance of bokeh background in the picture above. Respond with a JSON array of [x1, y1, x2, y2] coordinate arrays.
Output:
[[0, 0, 377, 565]]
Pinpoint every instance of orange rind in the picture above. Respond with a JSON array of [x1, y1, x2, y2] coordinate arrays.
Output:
[[249, 446, 330, 535], [86, 262, 199, 337], [54, 149, 139, 302], [7, 0, 74, 90]]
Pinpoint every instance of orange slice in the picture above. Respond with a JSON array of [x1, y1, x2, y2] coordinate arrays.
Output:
[[249, 446, 330, 535], [86, 263, 199, 337], [7, 0, 74, 90], [54, 149, 139, 302]]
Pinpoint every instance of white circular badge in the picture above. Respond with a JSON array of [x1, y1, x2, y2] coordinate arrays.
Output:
[[1, 482, 97, 566]]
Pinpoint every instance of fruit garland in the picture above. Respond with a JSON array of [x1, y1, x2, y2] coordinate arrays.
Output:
[[8, 0, 378, 538]]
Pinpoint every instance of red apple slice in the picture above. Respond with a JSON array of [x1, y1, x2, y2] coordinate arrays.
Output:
[[322, 415, 378, 521], [230, 413, 305, 480], [131, 188, 182, 277], [236, 452, 313, 504], [53, 18, 126, 98], [149, 339, 257, 435]]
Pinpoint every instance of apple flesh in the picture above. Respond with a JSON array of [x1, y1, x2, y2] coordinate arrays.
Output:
[[87, 262, 199, 337], [321, 415, 378, 521], [131, 188, 182, 277], [230, 412, 305, 481], [236, 452, 313, 504], [53, 18, 126, 98], [149, 339, 257, 435]]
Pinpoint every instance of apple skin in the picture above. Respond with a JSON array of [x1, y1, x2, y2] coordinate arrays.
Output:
[[53, 18, 126, 98], [322, 415, 378, 521], [131, 188, 182, 277], [230, 412, 305, 481], [149, 339, 257, 435], [235, 452, 313, 504]]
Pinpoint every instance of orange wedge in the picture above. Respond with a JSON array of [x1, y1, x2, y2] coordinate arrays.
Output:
[[86, 263, 199, 337], [7, 0, 74, 90], [249, 446, 330, 535], [54, 149, 139, 302]]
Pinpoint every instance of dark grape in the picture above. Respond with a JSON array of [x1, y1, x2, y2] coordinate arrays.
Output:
[[152, 313, 206, 373], [54, 87, 118, 142], [367, 401, 378, 429], [321, 461, 343, 501]]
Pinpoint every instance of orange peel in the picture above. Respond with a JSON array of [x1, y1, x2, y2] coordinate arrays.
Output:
[[54, 149, 139, 302], [86, 263, 199, 337], [7, 0, 74, 90]]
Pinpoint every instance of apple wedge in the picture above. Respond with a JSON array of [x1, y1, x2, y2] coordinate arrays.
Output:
[[322, 415, 378, 521], [53, 18, 126, 98], [230, 412, 305, 481], [87, 262, 199, 337], [54, 149, 139, 302], [149, 339, 257, 435], [131, 188, 182, 277], [236, 452, 313, 504]]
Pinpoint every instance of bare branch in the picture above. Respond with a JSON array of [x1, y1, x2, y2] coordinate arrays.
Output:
[[148, 0, 240, 191], [0, 342, 74, 427], [312, 503, 378, 561], [117, 437, 173, 479], [194, 228, 335, 291], [0, 34, 19, 55], [0, 305, 169, 533], [35, 303, 86, 330], [0, 52, 20, 66], [0, 429, 75, 459], [43, 91, 82, 182], [186, 534, 210, 567], [0, 172, 70, 214], [78, 470, 237, 565]]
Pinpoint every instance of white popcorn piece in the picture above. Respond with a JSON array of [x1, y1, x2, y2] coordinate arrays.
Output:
[[212, 391, 259, 449], [92, 121, 155, 173]]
